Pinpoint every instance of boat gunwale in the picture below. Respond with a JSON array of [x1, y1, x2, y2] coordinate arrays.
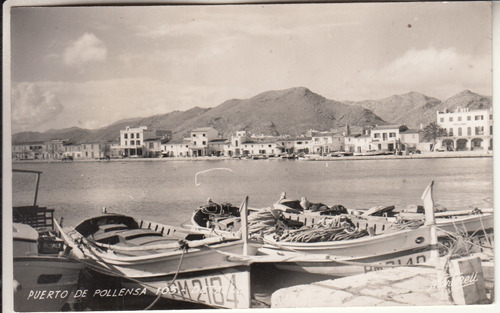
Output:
[[263, 225, 430, 249]]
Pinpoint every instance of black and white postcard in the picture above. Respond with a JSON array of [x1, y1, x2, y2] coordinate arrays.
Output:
[[3, 0, 497, 312]]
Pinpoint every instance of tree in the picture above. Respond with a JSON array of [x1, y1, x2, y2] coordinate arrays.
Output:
[[423, 122, 446, 151]]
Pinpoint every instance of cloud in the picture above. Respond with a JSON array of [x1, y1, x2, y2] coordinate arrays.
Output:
[[346, 47, 492, 100], [63, 33, 107, 67], [11, 82, 64, 132]]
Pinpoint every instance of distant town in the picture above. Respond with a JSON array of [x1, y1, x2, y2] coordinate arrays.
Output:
[[12, 106, 493, 161]]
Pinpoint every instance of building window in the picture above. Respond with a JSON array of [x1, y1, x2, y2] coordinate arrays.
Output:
[[124, 134, 128, 139], [193, 134, 196, 137], [448, 129, 453, 136], [203, 134, 206, 137], [202, 141, 206, 145], [458, 116, 462, 122], [440, 117, 444, 122], [131, 133, 134, 139], [137, 134, 140, 139], [149, 143, 154, 149], [389, 133, 396, 138], [475, 115, 484, 120], [125, 141, 127, 146], [467, 116, 471, 121], [449, 117, 453, 122], [467, 127, 471, 136], [475, 126, 484, 135], [130, 140, 135, 145], [458, 128, 462, 136], [194, 141, 197, 145]]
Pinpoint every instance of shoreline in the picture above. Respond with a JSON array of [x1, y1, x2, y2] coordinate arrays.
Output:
[[12, 151, 493, 163]]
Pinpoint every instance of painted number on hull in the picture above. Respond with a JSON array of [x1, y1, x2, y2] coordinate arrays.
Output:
[[364, 255, 427, 273], [155, 270, 249, 309]]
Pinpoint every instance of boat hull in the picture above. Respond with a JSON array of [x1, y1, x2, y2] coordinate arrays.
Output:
[[121, 266, 252, 309], [13, 256, 83, 312], [262, 226, 434, 277], [71, 239, 258, 279]]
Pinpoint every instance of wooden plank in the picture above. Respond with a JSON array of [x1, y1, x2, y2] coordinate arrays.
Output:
[[449, 256, 487, 304]]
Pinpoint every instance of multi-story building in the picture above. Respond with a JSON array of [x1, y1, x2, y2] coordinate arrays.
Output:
[[120, 126, 172, 157], [370, 125, 408, 152], [190, 127, 219, 157], [437, 107, 493, 151], [208, 139, 229, 156], [400, 129, 423, 153], [12, 142, 45, 160], [344, 134, 372, 153], [161, 139, 191, 157], [43, 139, 67, 160], [226, 131, 250, 157], [81, 142, 104, 159], [311, 131, 345, 155], [63, 142, 83, 159]]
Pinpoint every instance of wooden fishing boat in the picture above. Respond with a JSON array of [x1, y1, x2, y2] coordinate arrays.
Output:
[[13, 222, 84, 312], [12, 169, 84, 312], [260, 224, 434, 277], [56, 201, 261, 309]]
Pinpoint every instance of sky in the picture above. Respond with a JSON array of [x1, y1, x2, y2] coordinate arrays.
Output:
[[8, 1, 493, 133]]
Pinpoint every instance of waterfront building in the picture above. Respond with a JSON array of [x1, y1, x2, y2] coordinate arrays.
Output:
[[12, 141, 45, 160], [208, 139, 229, 156], [108, 140, 122, 158], [144, 137, 170, 158], [226, 131, 251, 157], [63, 142, 83, 159], [161, 139, 191, 157], [81, 142, 105, 159], [239, 139, 280, 156], [436, 107, 493, 151], [344, 134, 372, 153], [42, 139, 67, 160], [120, 126, 172, 157], [370, 125, 408, 152], [190, 127, 219, 157], [292, 137, 313, 154], [399, 129, 423, 153], [276, 137, 313, 155], [311, 131, 345, 155]]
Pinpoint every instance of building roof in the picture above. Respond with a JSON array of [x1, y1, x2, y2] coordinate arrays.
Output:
[[311, 132, 335, 137], [373, 124, 404, 130], [401, 129, 421, 134], [192, 127, 217, 132], [143, 137, 163, 142], [12, 141, 45, 146], [209, 139, 228, 143]]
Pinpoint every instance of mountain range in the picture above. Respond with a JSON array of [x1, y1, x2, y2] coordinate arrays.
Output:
[[11, 87, 492, 143]]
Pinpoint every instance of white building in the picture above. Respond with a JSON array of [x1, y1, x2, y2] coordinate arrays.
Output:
[[120, 126, 172, 157], [161, 139, 191, 157], [190, 127, 219, 157], [436, 107, 493, 151], [344, 134, 372, 153], [370, 125, 408, 152], [311, 131, 345, 155]]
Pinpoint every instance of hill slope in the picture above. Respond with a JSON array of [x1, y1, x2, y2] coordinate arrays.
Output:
[[350, 90, 491, 128], [12, 87, 386, 143]]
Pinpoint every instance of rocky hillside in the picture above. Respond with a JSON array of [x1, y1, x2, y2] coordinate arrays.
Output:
[[12, 87, 386, 143], [350, 90, 491, 128], [11, 88, 491, 143]]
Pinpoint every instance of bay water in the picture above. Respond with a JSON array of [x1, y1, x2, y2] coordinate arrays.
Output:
[[12, 157, 493, 227]]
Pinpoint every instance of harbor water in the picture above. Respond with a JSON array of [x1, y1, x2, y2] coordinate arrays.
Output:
[[12, 157, 493, 228]]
